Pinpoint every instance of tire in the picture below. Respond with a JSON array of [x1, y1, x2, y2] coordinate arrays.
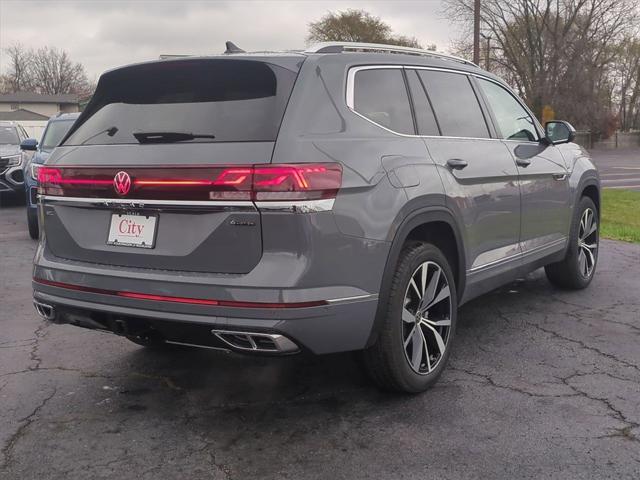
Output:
[[362, 242, 458, 393], [27, 207, 39, 240], [545, 196, 599, 290]]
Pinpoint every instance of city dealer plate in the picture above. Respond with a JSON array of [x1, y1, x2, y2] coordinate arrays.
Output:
[[107, 213, 157, 249]]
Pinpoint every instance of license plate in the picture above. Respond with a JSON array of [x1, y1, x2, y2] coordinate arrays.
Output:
[[107, 213, 157, 249]]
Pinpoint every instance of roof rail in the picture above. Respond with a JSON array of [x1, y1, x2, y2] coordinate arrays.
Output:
[[305, 42, 477, 67]]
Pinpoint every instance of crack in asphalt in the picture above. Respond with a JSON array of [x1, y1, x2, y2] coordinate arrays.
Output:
[[193, 440, 232, 480], [0, 387, 57, 471], [0, 366, 117, 380], [461, 304, 640, 444], [524, 317, 640, 375], [447, 366, 579, 399], [559, 372, 640, 443], [27, 321, 49, 371]]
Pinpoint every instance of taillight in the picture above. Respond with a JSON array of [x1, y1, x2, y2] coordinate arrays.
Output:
[[37, 167, 63, 184], [38, 163, 342, 202], [214, 164, 342, 201]]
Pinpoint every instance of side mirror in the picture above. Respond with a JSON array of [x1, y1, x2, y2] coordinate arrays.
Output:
[[20, 138, 38, 151], [545, 121, 576, 145]]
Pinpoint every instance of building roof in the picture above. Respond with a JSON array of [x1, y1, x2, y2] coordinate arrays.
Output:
[[0, 91, 78, 104], [0, 109, 50, 121]]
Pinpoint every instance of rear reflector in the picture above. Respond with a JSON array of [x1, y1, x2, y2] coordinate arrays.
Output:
[[33, 278, 328, 309], [37, 163, 342, 201]]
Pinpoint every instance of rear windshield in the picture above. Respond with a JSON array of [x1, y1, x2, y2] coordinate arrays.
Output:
[[0, 126, 19, 145], [63, 59, 298, 146], [41, 119, 75, 152]]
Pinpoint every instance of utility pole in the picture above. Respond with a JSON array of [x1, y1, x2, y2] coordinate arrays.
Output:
[[473, 0, 481, 65], [481, 33, 492, 71]]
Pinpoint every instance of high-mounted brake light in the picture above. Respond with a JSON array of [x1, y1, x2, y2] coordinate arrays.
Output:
[[37, 163, 342, 202]]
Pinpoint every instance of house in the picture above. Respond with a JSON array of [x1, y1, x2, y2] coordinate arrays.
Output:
[[0, 92, 80, 121]]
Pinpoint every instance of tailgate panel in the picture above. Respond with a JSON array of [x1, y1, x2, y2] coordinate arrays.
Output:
[[43, 202, 262, 274]]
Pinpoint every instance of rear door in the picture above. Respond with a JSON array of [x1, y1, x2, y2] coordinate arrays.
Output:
[[414, 69, 522, 277], [40, 57, 300, 274], [474, 77, 571, 256]]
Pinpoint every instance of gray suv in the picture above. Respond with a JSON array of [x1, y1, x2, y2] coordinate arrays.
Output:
[[32, 42, 600, 392]]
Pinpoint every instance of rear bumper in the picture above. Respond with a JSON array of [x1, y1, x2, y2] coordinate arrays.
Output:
[[33, 282, 379, 355]]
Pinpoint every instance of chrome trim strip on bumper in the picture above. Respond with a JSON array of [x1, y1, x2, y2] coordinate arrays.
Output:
[[40, 196, 336, 213], [40, 195, 255, 210], [325, 293, 378, 304], [255, 198, 335, 213]]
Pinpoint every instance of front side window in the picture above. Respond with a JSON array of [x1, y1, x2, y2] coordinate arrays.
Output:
[[417, 70, 489, 138], [477, 78, 538, 142], [353, 68, 414, 135]]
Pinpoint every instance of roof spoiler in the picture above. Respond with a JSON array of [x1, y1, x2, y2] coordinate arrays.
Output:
[[224, 41, 246, 54]]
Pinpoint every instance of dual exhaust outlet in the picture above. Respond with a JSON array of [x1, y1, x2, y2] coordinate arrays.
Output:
[[33, 300, 298, 354], [34, 301, 55, 320], [211, 329, 299, 354]]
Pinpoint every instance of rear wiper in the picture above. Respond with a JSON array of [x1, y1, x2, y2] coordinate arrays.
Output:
[[132, 131, 216, 144]]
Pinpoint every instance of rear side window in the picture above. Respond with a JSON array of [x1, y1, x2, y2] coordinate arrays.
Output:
[[63, 59, 298, 146], [353, 69, 414, 135], [406, 70, 440, 136], [417, 70, 489, 138]]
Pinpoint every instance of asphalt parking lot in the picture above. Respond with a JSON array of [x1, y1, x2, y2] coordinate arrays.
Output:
[[1, 201, 639, 479], [592, 148, 640, 191]]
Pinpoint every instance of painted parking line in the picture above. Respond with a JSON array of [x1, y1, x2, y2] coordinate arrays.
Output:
[[600, 173, 640, 177], [604, 185, 640, 189], [602, 178, 640, 183]]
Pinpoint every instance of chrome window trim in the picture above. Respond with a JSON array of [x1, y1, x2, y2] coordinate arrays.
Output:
[[345, 64, 542, 141], [345, 65, 403, 110]]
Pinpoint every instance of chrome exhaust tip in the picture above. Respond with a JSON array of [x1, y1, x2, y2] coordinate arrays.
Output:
[[211, 329, 299, 354], [33, 301, 55, 320]]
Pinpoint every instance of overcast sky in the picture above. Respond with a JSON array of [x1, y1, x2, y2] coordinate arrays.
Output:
[[0, 0, 458, 81]]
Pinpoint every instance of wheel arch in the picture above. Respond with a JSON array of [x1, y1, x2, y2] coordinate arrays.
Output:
[[366, 206, 466, 348], [580, 181, 600, 216]]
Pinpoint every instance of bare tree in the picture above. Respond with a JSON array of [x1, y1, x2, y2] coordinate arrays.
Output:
[[2, 43, 34, 92], [0, 44, 91, 96], [443, 0, 638, 136], [613, 36, 640, 131], [307, 9, 422, 48], [29, 46, 90, 95]]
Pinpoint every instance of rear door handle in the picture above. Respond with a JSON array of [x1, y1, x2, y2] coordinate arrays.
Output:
[[515, 158, 531, 167], [447, 159, 468, 170], [552, 173, 568, 181]]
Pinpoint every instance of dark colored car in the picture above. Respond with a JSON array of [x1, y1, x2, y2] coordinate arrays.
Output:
[[0, 121, 30, 198], [32, 42, 600, 393], [22, 113, 80, 239]]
